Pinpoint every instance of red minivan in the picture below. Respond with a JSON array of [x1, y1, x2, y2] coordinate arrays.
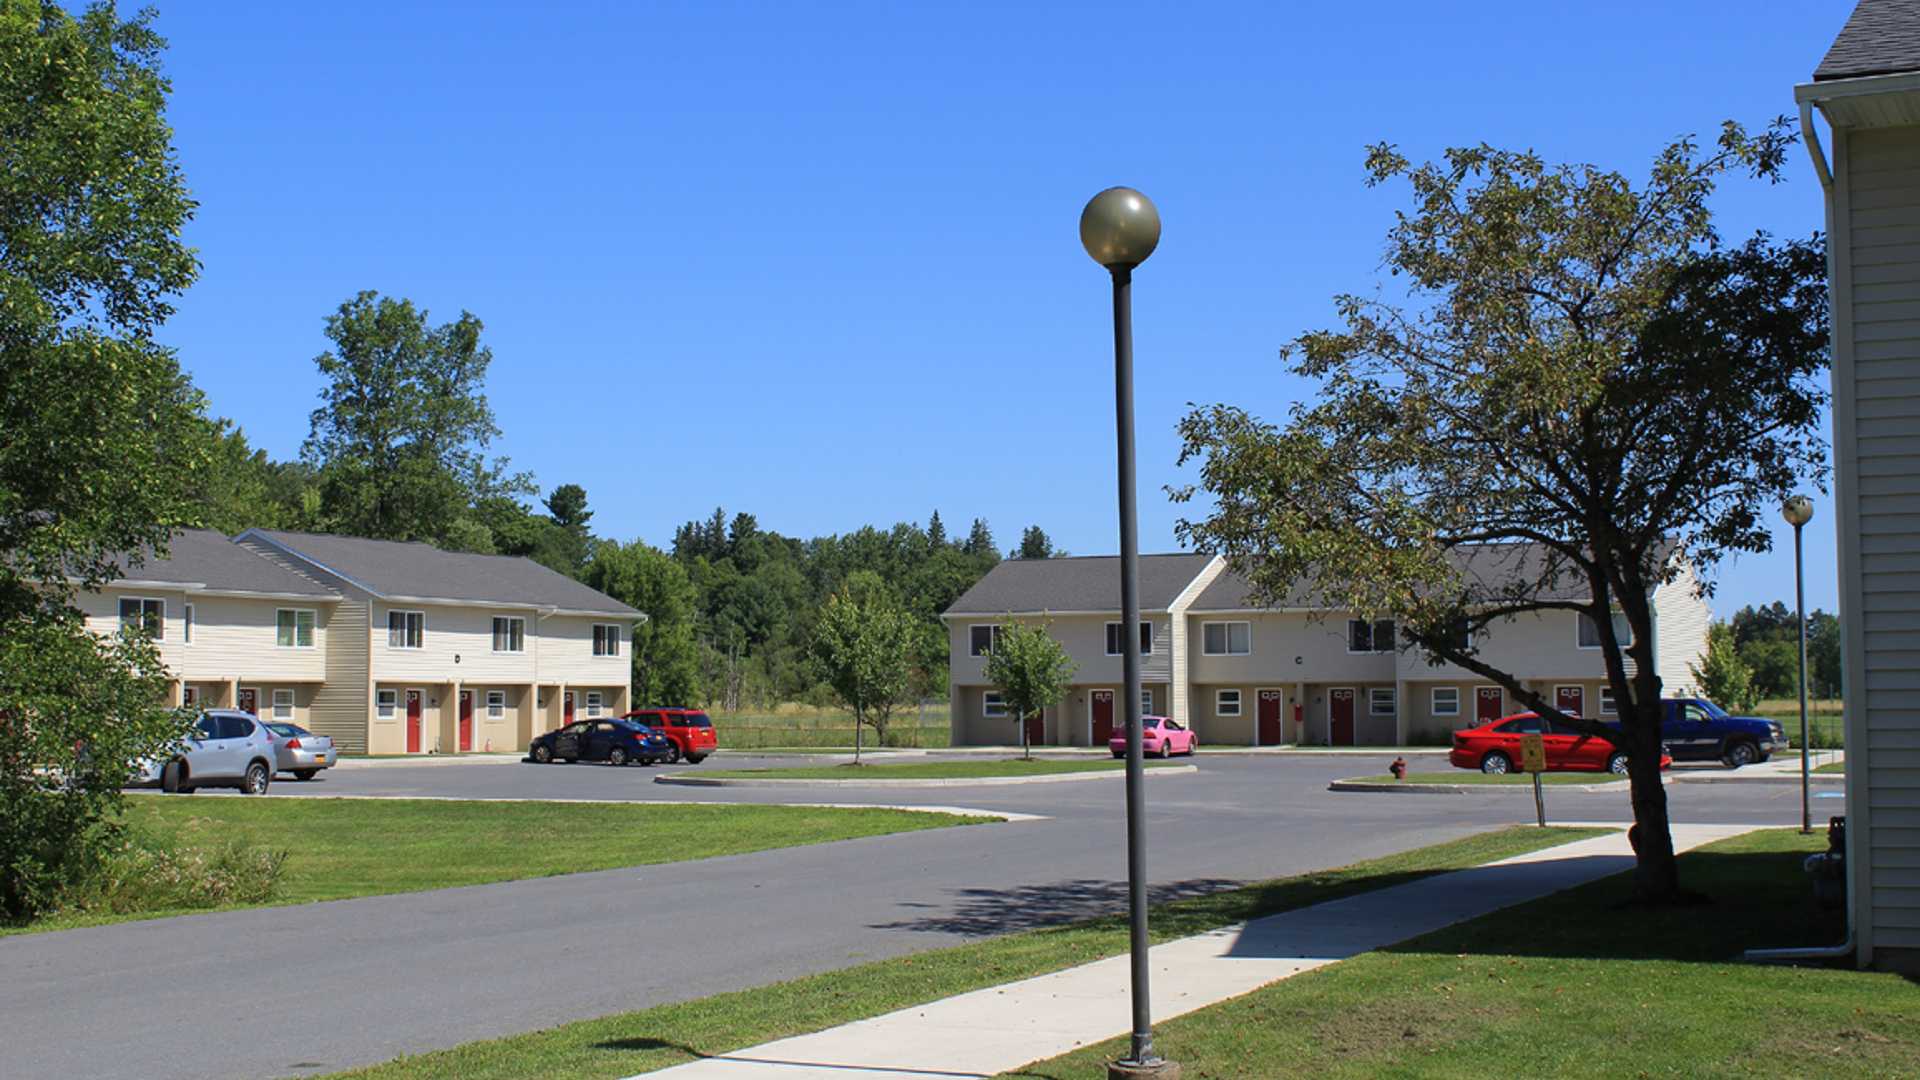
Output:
[[621, 708, 717, 764]]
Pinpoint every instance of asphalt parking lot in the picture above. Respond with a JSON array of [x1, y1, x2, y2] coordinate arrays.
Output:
[[7, 752, 1826, 1080]]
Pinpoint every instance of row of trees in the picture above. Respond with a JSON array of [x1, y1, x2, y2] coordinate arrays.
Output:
[[1692, 603, 1842, 710]]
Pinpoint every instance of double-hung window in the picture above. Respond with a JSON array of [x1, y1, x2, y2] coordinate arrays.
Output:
[[593, 623, 623, 657], [271, 689, 295, 720], [983, 691, 1008, 718], [1105, 621, 1154, 656], [1599, 686, 1619, 714], [1347, 618, 1396, 654], [492, 616, 525, 653], [969, 625, 1002, 657], [119, 597, 164, 639], [1431, 687, 1461, 717], [376, 689, 397, 719], [277, 608, 316, 648], [1577, 610, 1634, 649], [387, 610, 424, 649], [1201, 621, 1251, 656], [585, 691, 604, 717], [183, 604, 194, 644], [1369, 687, 1397, 716], [1216, 689, 1242, 717], [486, 690, 506, 718]]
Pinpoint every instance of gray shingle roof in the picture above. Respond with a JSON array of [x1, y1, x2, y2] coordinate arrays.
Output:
[[1816, 0, 1920, 81], [244, 530, 640, 616], [110, 529, 339, 598], [942, 554, 1216, 616]]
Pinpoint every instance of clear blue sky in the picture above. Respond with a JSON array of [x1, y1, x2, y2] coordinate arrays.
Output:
[[150, 0, 1854, 617]]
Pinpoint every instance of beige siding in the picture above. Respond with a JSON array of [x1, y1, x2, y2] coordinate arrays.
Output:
[[1392, 610, 1616, 684], [1653, 562, 1712, 697], [1841, 124, 1920, 957], [948, 613, 1173, 688], [311, 597, 371, 752], [1188, 612, 1396, 686], [80, 587, 331, 683]]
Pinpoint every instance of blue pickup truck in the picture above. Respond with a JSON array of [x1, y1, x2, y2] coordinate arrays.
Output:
[[1611, 698, 1786, 768]]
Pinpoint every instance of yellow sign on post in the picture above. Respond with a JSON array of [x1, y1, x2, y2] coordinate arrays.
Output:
[[1519, 734, 1548, 827]]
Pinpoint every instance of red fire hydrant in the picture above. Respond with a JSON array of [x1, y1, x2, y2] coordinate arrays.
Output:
[[1389, 756, 1408, 781]]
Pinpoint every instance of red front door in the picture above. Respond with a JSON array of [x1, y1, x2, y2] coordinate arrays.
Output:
[[563, 692, 575, 726], [1090, 690, 1115, 744], [1024, 710, 1045, 746], [406, 690, 423, 753], [1476, 686, 1504, 724], [237, 688, 257, 716], [1257, 689, 1283, 745], [459, 691, 474, 752], [1556, 685, 1585, 718], [1329, 688, 1356, 746]]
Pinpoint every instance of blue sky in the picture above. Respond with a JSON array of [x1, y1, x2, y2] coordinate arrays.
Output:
[[151, 1, 1853, 616]]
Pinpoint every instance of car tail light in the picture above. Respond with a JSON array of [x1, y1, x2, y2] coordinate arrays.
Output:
[[285, 738, 302, 750]]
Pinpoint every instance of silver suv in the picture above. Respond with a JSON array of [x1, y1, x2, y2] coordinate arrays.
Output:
[[137, 709, 277, 795]]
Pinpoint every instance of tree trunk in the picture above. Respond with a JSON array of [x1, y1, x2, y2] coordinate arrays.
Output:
[[1623, 702, 1680, 902]]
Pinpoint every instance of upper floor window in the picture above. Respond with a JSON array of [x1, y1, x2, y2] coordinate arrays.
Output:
[[277, 608, 316, 648], [492, 616, 526, 654], [119, 597, 164, 640], [969, 624, 1002, 657], [593, 623, 623, 657], [183, 603, 194, 644], [387, 610, 424, 649], [1201, 621, 1250, 656], [1347, 618, 1396, 654], [1105, 621, 1153, 656], [1577, 610, 1633, 649]]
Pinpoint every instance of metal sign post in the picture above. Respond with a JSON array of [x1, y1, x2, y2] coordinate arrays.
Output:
[[1520, 733, 1547, 827]]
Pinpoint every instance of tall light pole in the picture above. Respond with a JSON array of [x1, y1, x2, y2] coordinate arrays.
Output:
[[1080, 187, 1176, 1080], [1783, 495, 1815, 834]]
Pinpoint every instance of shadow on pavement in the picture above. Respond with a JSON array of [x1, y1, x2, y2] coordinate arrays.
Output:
[[869, 877, 1242, 936]]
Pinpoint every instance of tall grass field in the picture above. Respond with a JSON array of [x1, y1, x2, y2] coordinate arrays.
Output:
[[708, 702, 952, 749]]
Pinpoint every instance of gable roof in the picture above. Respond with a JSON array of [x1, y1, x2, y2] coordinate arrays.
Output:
[[241, 529, 640, 617], [942, 553, 1216, 616], [109, 529, 339, 599], [1816, 0, 1920, 81]]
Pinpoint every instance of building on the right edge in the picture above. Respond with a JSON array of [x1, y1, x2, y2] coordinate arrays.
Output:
[[1797, 0, 1920, 972]]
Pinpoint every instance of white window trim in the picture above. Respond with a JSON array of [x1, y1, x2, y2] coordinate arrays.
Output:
[[119, 596, 166, 640], [388, 609, 425, 650], [1346, 618, 1397, 655], [593, 623, 624, 657], [1216, 689, 1242, 717], [277, 607, 317, 649], [584, 691, 604, 717], [982, 691, 1008, 719], [1140, 689, 1154, 716], [271, 689, 295, 720], [1104, 621, 1155, 657], [492, 616, 526, 654], [1431, 686, 1461, 717], [486, 690, 506, 719], [376, 689, 397, 720], [1369, 687, 1397, 717], [969, 623, 1001, 657], [1599, 686, 1619, 715], [1201, 620, 1251, 656]]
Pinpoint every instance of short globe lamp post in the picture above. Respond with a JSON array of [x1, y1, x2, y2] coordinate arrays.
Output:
[[1783, 495, 1815, 834], [1080, 187, 1178, 1080]]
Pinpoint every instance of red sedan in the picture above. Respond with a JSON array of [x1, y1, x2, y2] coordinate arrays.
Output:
[[1449, 712, 1670, 775], [1110, 716, 1198, 759]]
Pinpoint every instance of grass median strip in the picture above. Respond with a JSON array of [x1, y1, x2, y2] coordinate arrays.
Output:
[[324, 824, 1603, 1080], [1007, 828, 1916, 1079], [1344, 770, 1616, 786], [8, 799, 982, 935], [698, 758, 1190, 780]]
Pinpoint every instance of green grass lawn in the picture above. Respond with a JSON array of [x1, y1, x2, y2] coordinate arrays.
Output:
[[1816, 760, 1847, 774], [700, 758, 1190, 780], [323, 825, 1602, 1079], [1345, 770, 1614, 786], [1009, 828, 1916, 1079], [11, 799, 984, 935]]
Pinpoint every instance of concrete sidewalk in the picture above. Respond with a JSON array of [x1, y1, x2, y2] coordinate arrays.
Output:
[[629, 823, 1751, 1080]]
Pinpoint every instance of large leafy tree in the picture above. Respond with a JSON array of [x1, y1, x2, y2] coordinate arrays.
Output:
[[302, 291, 529, 546], [1174, 122, 1828, 901], [811, 572, 913, 762], [0, 1, 204, 916], [983, 620, 1077, 760], [585, 540, 701, 707]]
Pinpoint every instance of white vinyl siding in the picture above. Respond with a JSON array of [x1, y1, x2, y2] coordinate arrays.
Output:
[[1653, 561, 1711, 696]]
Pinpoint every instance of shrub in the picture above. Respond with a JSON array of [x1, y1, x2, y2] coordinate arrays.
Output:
[[57, 829, 286, 917]]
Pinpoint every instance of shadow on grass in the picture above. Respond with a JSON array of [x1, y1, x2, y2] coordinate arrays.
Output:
[[868, 877, 1243, 936]]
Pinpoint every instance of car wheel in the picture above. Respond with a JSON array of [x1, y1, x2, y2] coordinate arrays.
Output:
[[1158, 742, 1172, 759], [532, 745, 552, 763], [608, 747, 629, 767], [686, 754, 706, 765], [1606, 752, 1630, 775], [664, 744, 682, 765], [242, 761, 271, 796], [293, 769, 318, 781], [1481, 752, 1512, 775], [1112, 750, 1125, 759], [161, 759, 187, 794], [1723, 740, 1758, 769], [1188, 739, 1199, 756]]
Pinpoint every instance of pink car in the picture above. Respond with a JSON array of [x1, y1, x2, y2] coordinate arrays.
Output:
[[1109, 716, 1198, 758]]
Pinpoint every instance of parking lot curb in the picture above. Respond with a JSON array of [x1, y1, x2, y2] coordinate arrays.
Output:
[[1670, 772, 1846, 786], [1328, 777, 1632, 795], [654, 764, 1201, 788]]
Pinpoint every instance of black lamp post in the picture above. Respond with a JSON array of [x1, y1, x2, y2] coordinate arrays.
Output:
[[1783, 494, 1815, 834], [1080, 186, 1177, 1080]]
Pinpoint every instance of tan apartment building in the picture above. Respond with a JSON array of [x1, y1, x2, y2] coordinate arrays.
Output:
[[88, 529, 643, 755], [944, 548, 1710, 748]]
